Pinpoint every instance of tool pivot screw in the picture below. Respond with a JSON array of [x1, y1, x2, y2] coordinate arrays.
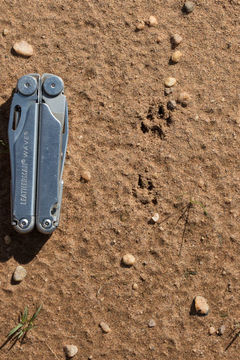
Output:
[[19, 218, 29, 229], [42, 219, 52, 228]]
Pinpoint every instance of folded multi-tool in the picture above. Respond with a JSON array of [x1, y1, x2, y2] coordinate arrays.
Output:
[[8, 74, 68, 234]]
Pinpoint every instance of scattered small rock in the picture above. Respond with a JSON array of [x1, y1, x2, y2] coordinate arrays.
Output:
[[164, 77, 176, 88], [209, 326, 216, 335], [122, 253, 135, 266], [164, 87, 173, 96], [2, 28, 9, 36], [12, 40, 33, 57], [148, 319, 156, 328], [136, 20, 145, 31], [151, 213, 159, 223], [99, 321, 111, 333], [13, 265, 27, 282], [167, 100, 177, 111], [177, 91, 191, 106], [148, 16, 158, 27], [183, 1, 195, 14], [171, 34, 183, 47], [156, 35, 162, 43], [63, 345, 78, 358], [194, 296, 209, 316], [171, 50, 182, 63], [4, 235, 12, 245], [80, 170, 91, 182], [218, 325, 226, 336], [132, 283, 138, 290]]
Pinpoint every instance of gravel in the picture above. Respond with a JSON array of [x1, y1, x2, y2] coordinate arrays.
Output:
[[171, 50, 182, 63], [218, 325, 226, 336], [148, 319, 156, 328], [99, 321, 111, 333], [136, 21, 145, 31], [63, 345, 78, 358], [4, 235, 11, 245], [164, 77, 176, 87], [13, 265, 27, 282], [13, 40, 33, 57], [194, 296, 209, 316], [122, 253, 135, 266], [148, 16, 158, 27], [171, 34, 183, 47], [167, 100, 177, 111], [183, 1, 195, 14]]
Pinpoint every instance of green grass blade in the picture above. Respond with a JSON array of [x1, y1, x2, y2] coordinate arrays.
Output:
[[17, 330, 24, 340], [8, 323, 23, 338], [21, 306, 28, 323], [29, 304, 42, 323]]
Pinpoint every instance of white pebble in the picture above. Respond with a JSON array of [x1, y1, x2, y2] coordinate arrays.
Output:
[[4, 235, 11, 245], [151, 213, 159, 223], [209, 326, 216, 335], [63, 345, 78, 358], [183, 1, 195, 13], [99, 321, 111, 333], [13, 265, 27, 282], [136, 21, 145, 31], [122, 253, 135, 266], [218, 325, 226, 336], [148, 16, 158, 27], [164, 77, 177, 87], [171, 34, 183, 47], [171, 50, 182, 63], [132, 283, 138, 290], [194, 296, 209, 316], [148, 319, 156, 328], [13, 40, 33, 57], [3, 29, 9, 36]]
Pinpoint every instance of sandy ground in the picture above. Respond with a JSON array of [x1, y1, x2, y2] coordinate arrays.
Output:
[[0, 0, 240, 359]]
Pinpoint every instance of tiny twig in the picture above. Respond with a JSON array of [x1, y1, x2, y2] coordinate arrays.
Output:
[[46, 343, 61, 360], [178, 203, 191, 256], [225, 331, 240, 351]]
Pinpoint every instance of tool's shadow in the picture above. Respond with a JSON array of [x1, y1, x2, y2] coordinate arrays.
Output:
[[0, 95, 50, 265]]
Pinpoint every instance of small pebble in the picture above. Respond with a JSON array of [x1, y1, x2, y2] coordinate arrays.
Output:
[[122, 253, 135, 266], [4, 235, 12, 245], [218, 325, 226, 336], [164, 77, 176, 88], [148, 16, 158, 27], [99, 321, 111, 333], [171, 50, 182, 63], [164, 87, 173, 96], [2, 28, 9, 36], [156, 35, 162, 43], [148, 319, 156, 328], [151, 213, 159, 223], [171, 34, 183, 47], [194, 296, 209, 316], [209, 326, 216, 335], [81, 170, 91, 182], [132, 283, 138, 290], [13, 40, 33, 57], [183, 1, 195, 14], [177, 91, 191, 106], [13, 265, 27, 282], [63, 345, 78, 358], [136, 21, 145, 31], [167, 100, 177, 111]]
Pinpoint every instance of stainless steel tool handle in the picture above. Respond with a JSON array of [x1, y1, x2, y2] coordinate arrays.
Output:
[[8, 75, 40, 233]]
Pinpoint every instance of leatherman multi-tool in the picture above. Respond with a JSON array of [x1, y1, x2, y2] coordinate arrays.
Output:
[[8, 74, 68, 234]]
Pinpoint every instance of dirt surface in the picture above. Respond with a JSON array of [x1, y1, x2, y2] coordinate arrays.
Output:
[[0, 0, 240, 359]]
